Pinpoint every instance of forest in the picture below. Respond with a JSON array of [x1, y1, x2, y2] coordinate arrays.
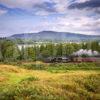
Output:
[[0, 39, 100, 62]]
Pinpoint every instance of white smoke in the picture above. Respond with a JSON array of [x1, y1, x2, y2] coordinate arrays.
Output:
[[73, 49, 99, 56]]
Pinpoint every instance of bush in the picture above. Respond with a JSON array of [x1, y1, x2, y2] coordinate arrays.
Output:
[[20, 76, 39, 83], [22, 64, 46, 70]]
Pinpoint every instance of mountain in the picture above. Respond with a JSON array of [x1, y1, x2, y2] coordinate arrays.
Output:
[[8, 31, 100, 42]]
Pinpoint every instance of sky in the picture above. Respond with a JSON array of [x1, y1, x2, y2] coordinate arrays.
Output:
[[0, 0, 100, 37]]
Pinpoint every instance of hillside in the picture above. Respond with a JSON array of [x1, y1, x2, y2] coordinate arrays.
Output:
[[8, 31, 100, 42]]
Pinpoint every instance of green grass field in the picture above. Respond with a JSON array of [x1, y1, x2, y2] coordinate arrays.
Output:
[[0, 62, 100, 100]]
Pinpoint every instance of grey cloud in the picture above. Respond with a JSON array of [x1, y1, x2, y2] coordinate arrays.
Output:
[[69, 0, 100, 9], [33, 2, 56, 13]]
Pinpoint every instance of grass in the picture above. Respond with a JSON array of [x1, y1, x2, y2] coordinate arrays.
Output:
[[0, 64, 100, 100], [20, 62, 100, 73]]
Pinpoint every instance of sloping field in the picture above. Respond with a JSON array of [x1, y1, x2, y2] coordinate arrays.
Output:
[[0, 64, 100, 100]]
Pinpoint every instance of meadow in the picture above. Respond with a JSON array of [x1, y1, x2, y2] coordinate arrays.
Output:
[[0, 62, 100, 100]]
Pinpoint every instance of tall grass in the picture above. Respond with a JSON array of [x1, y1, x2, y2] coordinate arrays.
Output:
[[20, 62, 100, 73], [0, 64, 100, 100]]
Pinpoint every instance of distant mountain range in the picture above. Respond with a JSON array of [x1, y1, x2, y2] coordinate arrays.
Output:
[[8, 31, 100, 42]]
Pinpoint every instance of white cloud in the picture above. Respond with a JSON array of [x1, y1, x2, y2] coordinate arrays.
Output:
[[53, 0, 70, 13], [0, 0, 99, 16], [0, 0, 100, 36], [35, 10, 51, 16], [0, 9, 7, 15], [0, 0, 73, 15], [36, 14, 100, 35], [75, 0, 90, 3], [0, 0, 46, 9]]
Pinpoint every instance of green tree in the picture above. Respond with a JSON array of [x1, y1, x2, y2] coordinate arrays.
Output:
[[91, 41, 99, 52], [27, 47, 36, 61], [45, 43, 54, 56], [12, 46, 20, 61], [65, 43, 75, 55], [0, 49, 3, 61], [56, 44, 63, 56], [0, 40, 16, 61]]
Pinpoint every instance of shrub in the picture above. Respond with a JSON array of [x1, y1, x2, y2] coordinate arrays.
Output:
[[20, 76, 39, 84], [23, 64, 46, 70]]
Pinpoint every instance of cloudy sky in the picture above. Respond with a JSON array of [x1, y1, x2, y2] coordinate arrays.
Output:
[[0, 0, 100, 37]]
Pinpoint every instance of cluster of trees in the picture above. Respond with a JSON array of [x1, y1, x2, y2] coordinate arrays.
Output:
[[0, 39, 100, 62]]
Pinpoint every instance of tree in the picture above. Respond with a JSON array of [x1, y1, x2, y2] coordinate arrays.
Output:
[[0, 40, 16, 61], [56, 44, 63, 56], [26, 47, 36, 61], [12, 46, 20, 61], [0, 49, 3, 61], [45, 43, 54, 56], [72, 43, 81, 52], [91, 41, 99, 52], [65, 43, 75, 55]]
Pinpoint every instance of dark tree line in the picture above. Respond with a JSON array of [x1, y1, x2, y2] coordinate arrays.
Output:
[[0, 39, 100, 62]]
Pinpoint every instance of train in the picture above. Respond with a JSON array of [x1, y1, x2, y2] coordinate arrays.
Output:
[[44, 56, 100, 63]]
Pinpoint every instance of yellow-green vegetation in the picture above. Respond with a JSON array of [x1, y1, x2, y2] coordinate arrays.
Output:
[[0, 64, 100, 100]]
